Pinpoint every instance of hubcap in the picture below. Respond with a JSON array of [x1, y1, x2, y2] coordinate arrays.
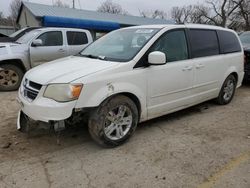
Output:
[[0, 69, 19, 87], [223, 79, 234, 101], [104, 105, 133, 141]]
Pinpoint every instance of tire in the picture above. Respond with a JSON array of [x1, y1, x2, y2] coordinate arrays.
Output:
[[88, 95, 139, 147], [216, 74, 237, 105], [0, 64, 24, 91]]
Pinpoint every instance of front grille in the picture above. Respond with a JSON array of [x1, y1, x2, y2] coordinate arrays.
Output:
[[29, 80, 42, 90], [23, 79, 42, 101]]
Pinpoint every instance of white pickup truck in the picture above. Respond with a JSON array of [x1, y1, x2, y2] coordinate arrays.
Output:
[[0, 27, 93, 91]]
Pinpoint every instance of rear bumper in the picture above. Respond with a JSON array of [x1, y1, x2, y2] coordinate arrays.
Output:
[[17, 88, 77, 122]]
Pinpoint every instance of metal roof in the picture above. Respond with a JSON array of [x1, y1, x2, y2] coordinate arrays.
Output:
[[20, 2, 174, 26]]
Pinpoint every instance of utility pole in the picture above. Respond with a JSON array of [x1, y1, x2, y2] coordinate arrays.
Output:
[[73, 0, 75, 9]]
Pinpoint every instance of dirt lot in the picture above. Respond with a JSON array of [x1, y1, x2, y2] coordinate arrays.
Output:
[[0, 86, 249, 188]]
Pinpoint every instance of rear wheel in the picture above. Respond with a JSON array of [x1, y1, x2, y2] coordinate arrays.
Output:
[[88, 95, 138, 147], [0, 64, 24, 91], [216, 74, 237, 105]]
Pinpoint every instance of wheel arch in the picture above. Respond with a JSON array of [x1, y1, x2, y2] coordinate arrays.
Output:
[[94, 92, 142, 122], [0, 59, 26, 73], [114, 92, 141, 121], [221, 66, 240, 88], [231, 72, 238, 84]]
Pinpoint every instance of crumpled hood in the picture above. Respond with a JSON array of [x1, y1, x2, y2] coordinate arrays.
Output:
[[0, 42, 28, 55], [25, 56, 119, 85], [0, 42, 21, 48], [0, 42, 15, 47]]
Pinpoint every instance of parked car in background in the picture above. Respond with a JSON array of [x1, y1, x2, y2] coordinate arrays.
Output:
[[0, 27, 93, 91], [239, 31, 250, 81], [0, 27, 41, 43], [17, 24, 244, 147]]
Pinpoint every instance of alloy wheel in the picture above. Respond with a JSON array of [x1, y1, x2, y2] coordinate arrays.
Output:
[[104, 105, 133, 141]]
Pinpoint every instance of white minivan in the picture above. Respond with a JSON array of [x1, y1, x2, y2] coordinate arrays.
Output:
[[17, 24, 244, 147]]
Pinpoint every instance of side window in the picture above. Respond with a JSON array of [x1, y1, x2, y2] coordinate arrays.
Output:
[[150, 30, 188, 62], [37, 31, 63, 46], [217, 30, 241, 53], [189, 29, 219, 58], [67, 31, 88, 45]]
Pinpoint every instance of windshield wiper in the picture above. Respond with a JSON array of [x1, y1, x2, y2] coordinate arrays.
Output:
[[80, 54, 106, 60]]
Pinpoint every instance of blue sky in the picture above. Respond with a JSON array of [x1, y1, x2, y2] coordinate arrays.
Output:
[[0, 0, 203, 17]]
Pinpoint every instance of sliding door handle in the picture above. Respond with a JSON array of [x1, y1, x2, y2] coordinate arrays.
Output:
[[182, 66, 193, 71]]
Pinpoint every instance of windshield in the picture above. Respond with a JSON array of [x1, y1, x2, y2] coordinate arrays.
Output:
[[80, 28, 160, 62], [239, 32, 250, 44], [16, 30, 41, 44]]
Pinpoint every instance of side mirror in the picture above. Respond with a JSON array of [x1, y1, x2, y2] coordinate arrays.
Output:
[[31, 39, 42, 47], [148, 51, 166, 65]]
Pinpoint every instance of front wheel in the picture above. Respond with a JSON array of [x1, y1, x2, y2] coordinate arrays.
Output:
[[216, 74, 237, 105], [88, 95, 139, 147], [0, 64, 24, 91]]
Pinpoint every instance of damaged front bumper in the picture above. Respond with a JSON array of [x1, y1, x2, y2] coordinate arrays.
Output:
[[17, 88, 77, 123], [17, 110, 67, 132], [17, 87, 78, 131]]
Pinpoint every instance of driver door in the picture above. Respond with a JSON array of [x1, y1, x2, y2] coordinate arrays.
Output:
[[30, 31, 67, 67], [146, 29, 194, 119]]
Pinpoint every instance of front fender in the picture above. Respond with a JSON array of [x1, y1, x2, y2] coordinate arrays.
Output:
[[0, 55, 30, 71], [0, 45, 30, 70], [75, 82, 147, 122]]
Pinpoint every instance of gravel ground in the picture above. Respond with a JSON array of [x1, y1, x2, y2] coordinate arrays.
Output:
[[0, 85, 249, 188]]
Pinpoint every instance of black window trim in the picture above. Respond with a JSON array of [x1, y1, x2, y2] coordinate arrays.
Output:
[[216, 30, 242, 54], [187, 28, 220, 59], [134, 28, 190, 69], [35, 31, 63, 47], [66, 31, 88, 46]]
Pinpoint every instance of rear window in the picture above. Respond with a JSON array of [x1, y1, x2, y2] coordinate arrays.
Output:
[[67, 31, 88, 45], [217, 30, 241, 53], [189, 29, 219, 58]]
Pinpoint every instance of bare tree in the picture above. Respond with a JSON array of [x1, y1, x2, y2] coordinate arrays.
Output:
[[97, 0, 128, 15], [233, 0, 250, 30], [171, 7, 184, 23], [171, 6, 193, 23], [202, 0, 243, 27], [189, 5, 210, 24], [9, 0, 22, 25], [171, 5, 209, 24], [139, 9, 167, 19], [54, 0, 70, 8]]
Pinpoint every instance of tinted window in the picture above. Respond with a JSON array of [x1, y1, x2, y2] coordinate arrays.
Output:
[[67, 31, 88, 45], [218, 30, 241, 53], [189, 29, 219, 58], [150, 30, 188, 62], [37, 31, 63, 46]]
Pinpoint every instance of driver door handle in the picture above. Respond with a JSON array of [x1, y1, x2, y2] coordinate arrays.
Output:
[[58, 49, 66, 52], [196, 63, 205, 69]]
